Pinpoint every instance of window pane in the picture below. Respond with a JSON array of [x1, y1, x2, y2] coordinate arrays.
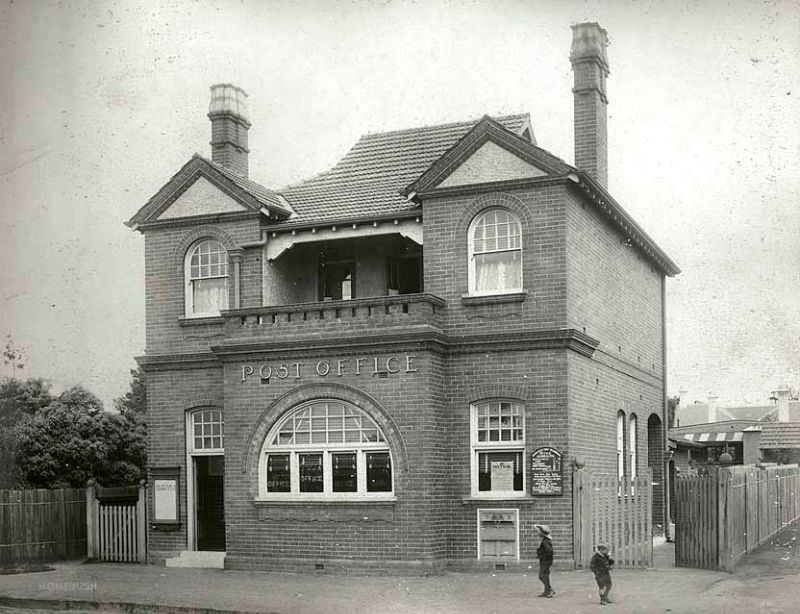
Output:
[[367, 452, 392, 492], [332, 453, 357, 492], [477, 451, 523, 492], [266, 454, 290, 493], [299, 454, 323, 493]]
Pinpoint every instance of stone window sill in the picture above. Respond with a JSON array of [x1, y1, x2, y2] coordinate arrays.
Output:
[[461, 495, 532, 504], [461, 291, 527, 306]]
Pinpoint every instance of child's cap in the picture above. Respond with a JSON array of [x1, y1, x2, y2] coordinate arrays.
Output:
[[534, 524, 551, 535], [596, 544, 609, 551]]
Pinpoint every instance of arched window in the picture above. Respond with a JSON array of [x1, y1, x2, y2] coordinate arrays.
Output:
[[260, 400, 393, 499], [628, 414, 638, 480], [616, 410, 626, 482], [185, 240, 229, 316], [470, 400, 525, 497], [468, 208, 522, 295]]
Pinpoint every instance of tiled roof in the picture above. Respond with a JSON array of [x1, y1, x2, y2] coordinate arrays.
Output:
[[202, 156, 290, 213], [759, 423, 800, 449], [277, 114, 531, 227], [675, 403, 776, 427]]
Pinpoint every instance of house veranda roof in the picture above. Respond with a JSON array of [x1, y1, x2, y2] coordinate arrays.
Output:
[[759, 423, 800, 449]]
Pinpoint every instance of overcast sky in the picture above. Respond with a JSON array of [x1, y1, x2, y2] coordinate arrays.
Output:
[[1, 0, 798, 409]]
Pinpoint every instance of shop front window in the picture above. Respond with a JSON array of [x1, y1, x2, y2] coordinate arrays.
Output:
[[261, 400, 394, 499]]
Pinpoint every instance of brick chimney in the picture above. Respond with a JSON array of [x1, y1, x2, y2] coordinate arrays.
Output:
[[570, 22, 609, 188], [775, 387, 791, 422], [208, 84, 250, 177]]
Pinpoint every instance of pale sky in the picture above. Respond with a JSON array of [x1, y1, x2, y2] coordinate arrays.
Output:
[[1, 0, 798, 409]]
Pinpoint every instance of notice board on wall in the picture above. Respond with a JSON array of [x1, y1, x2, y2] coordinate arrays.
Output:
[[530, 447, 563, 496]]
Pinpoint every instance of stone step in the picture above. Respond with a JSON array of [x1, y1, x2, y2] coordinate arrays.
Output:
[[165, 550, 226, 569]]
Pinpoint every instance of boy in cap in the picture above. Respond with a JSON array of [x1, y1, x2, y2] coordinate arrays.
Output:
[[589, 544, 614, 604], [534, 524, 555, 598]]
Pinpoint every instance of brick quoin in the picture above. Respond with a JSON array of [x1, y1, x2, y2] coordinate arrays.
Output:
[[130, 23, 678, 574]]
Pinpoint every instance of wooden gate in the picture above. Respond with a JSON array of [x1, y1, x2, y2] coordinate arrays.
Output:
[[86, 481, 147, 563], [573, 468, 653, 568]]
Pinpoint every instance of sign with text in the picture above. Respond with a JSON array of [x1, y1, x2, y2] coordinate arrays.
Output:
[[530, 447, 563, 496], [154, 479, 178, 522], [240, 354, 418, 382]]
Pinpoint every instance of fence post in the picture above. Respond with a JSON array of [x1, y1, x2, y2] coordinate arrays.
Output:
[[136, 480, 147, 563], [85, 480, 97, 560]]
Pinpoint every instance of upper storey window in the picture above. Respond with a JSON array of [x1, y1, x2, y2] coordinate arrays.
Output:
[[468, 208, 522, 295], [185, 240, 229, 317]]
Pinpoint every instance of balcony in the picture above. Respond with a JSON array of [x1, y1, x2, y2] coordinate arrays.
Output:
[[219, 293, 446, 348]]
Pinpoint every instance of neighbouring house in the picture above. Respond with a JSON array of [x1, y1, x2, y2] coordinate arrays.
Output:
[[669, 387, 800, 470], [127, 23, 679, 573]]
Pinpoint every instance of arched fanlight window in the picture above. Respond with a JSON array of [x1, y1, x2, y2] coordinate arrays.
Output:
[[468, 208, 522, 295], [616, 410, 626, 482], [185, 240, 229, 316], [629, 414, 638, 480], [260, 400, 393, 499]]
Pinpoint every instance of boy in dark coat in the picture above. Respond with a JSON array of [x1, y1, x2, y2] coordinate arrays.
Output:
[[589, 544, 614, 604], [534, 524, 555, 598]]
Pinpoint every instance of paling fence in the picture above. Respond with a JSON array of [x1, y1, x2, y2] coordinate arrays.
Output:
[[573, 469, 653, 569], [86, 481, 147, 563], [674, 464, 800, 571], [0, 488, 87, 565]]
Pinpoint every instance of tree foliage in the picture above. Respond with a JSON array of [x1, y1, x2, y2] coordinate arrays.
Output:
[[0, 377, 53, 488], [14, 385, 146, 488], [113, 368, 146, 418], [667, 395, 680, 428]]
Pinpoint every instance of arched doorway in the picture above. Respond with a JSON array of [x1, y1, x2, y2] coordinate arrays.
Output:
[[647, 414, 665, 533]]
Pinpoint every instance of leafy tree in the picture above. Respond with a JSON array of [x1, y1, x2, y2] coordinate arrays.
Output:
[[667, 395, 680, 428], [0, 377, 53, 488], [2, 335, 26, 378], [14, 385, 146, 488], [113, 368, 146, 419]]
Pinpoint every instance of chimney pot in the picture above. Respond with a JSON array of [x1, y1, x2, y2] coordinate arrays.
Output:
[[208, 84, 251, 178]]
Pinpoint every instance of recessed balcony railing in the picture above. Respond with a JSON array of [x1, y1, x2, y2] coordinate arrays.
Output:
[[221, 293, 445, 340]]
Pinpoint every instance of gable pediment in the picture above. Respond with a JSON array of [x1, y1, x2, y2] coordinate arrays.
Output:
[[405, 116, 572, 197], [436, 141, 548, 188], [156, 175, 250, 220]]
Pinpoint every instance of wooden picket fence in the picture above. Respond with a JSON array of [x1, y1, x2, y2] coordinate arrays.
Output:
[[0, 488, 87, 565], [86, 482, 147, 563], [674, 464, 800, 571], [573, 469, 653, 569]]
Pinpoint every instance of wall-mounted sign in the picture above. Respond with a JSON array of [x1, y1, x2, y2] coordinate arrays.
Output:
[[530, 447, 563, 496], [150, 467, 180, 527], [240, 354, 418, 383]]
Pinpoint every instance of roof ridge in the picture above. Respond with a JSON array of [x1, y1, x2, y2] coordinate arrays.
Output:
[[359, 113, 529, 139]]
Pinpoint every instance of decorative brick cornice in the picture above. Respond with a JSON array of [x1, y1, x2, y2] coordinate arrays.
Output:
[[135, 352, 221, 372], [447, 329, 599, 357], [415, 175, 570, 201]]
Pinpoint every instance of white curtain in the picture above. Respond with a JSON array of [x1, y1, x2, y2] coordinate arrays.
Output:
[[475, 251, 521, 293], [193, 278, 228, 314]]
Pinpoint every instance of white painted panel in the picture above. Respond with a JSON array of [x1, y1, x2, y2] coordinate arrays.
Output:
[[437, 141, 548, 188], [158, 176, 247, 219]]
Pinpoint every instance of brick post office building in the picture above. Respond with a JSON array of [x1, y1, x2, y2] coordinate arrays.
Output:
[[128, 23, 679, 573]]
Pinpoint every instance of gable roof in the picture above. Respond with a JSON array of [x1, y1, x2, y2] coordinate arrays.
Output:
[[759, 423, 800, 449], [275, 114, 532, 228], [126, 155, 291, 228]]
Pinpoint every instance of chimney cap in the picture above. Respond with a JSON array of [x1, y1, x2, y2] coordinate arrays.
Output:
[[209, 83, 250, 123], [570, 22, 609, 69]]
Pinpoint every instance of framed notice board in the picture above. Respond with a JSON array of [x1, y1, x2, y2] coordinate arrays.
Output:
[[530, 447, 563, 496]]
